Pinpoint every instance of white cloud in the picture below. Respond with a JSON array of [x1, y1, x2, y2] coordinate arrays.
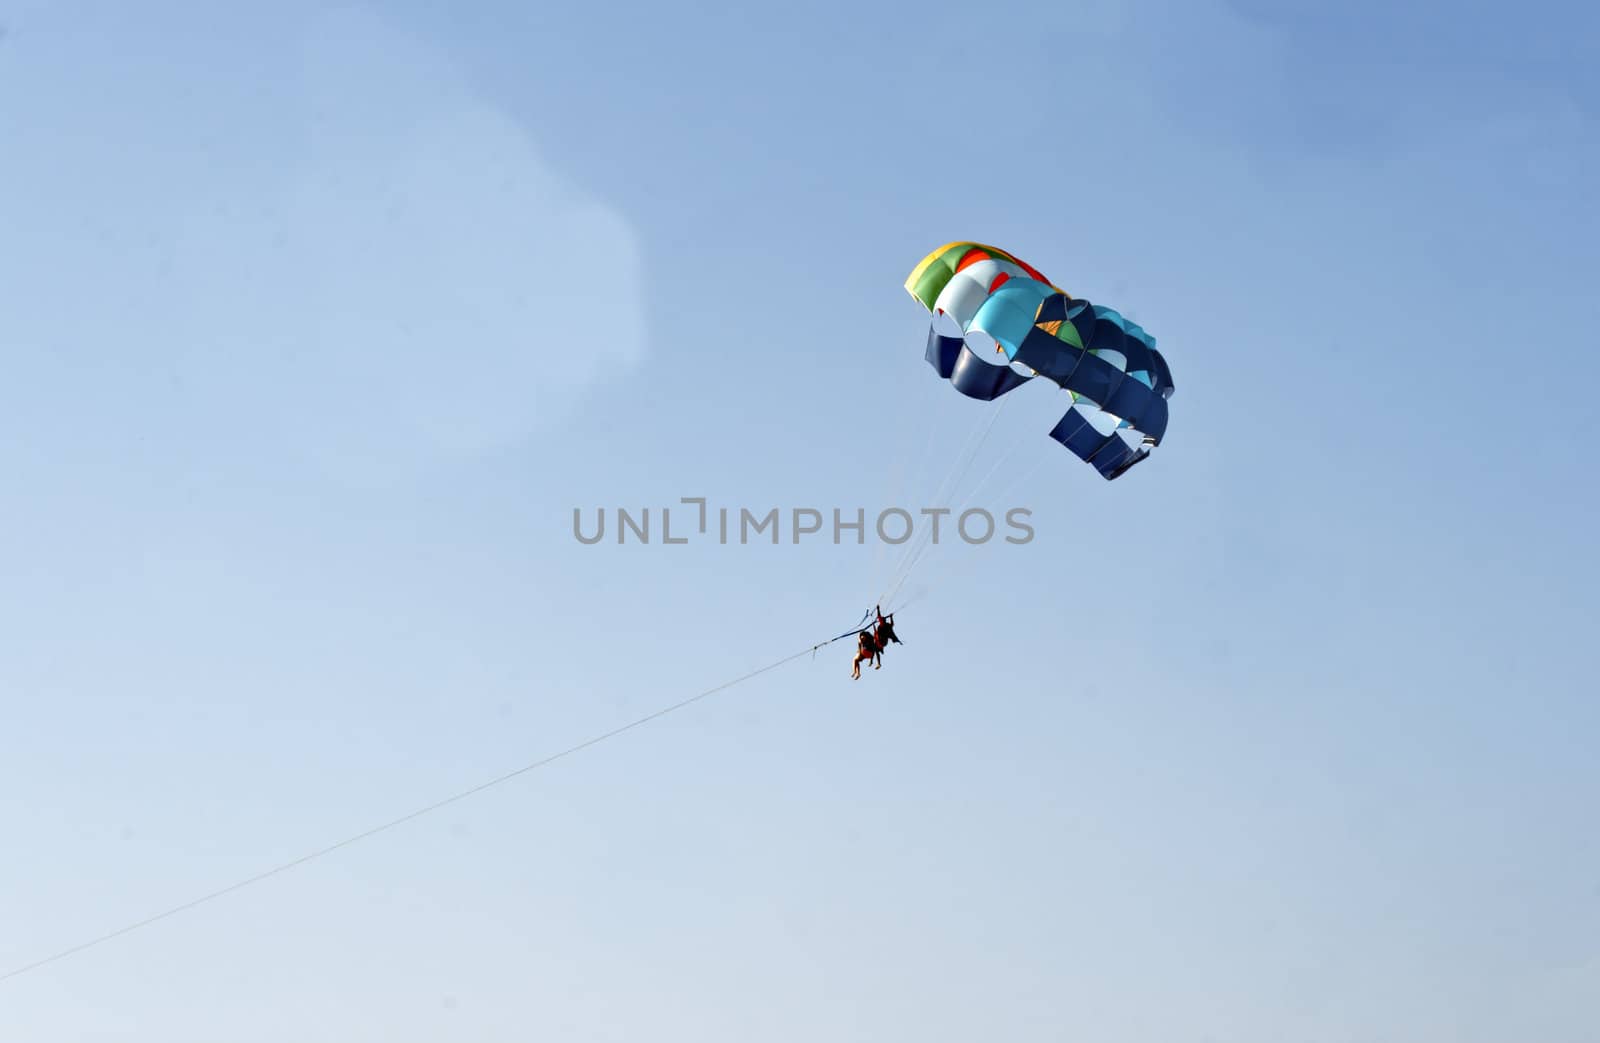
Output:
[[0, 4, 646, 482]]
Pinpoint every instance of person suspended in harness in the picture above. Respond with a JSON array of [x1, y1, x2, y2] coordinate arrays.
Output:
[[850, 606, 902, 680], [873, 606, 901, 650]]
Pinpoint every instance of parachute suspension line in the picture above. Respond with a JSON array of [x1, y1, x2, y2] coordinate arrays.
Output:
[[884, 385, 1031, 608], [871, 379, 943, 602], [884, 451, 1052, 613], [882, 436, 1023, 610], [884, 410, 1052, 610], [879, 394, 1010, 606], [876, 387, 993, 598], [0, 639, 849, 987], [881, 396, 1007, 603]]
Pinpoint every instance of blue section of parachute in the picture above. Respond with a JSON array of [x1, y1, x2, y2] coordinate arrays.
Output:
[[923, 290, 1174, 481]]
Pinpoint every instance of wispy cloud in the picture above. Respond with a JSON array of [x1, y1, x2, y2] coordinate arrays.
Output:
[[1, 5, 646, 482]]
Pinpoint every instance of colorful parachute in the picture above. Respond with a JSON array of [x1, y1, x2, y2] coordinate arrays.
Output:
[[905, 242, 1174, 480]]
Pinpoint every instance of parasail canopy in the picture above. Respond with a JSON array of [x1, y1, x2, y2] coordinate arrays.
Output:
[[905, 241, 1174, 481]]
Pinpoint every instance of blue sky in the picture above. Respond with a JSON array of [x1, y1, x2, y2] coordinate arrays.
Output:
[[1, 1, 1596, 1040]]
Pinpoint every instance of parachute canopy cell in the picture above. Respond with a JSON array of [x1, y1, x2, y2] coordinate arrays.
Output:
[[904, 242, 1175, 480]]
